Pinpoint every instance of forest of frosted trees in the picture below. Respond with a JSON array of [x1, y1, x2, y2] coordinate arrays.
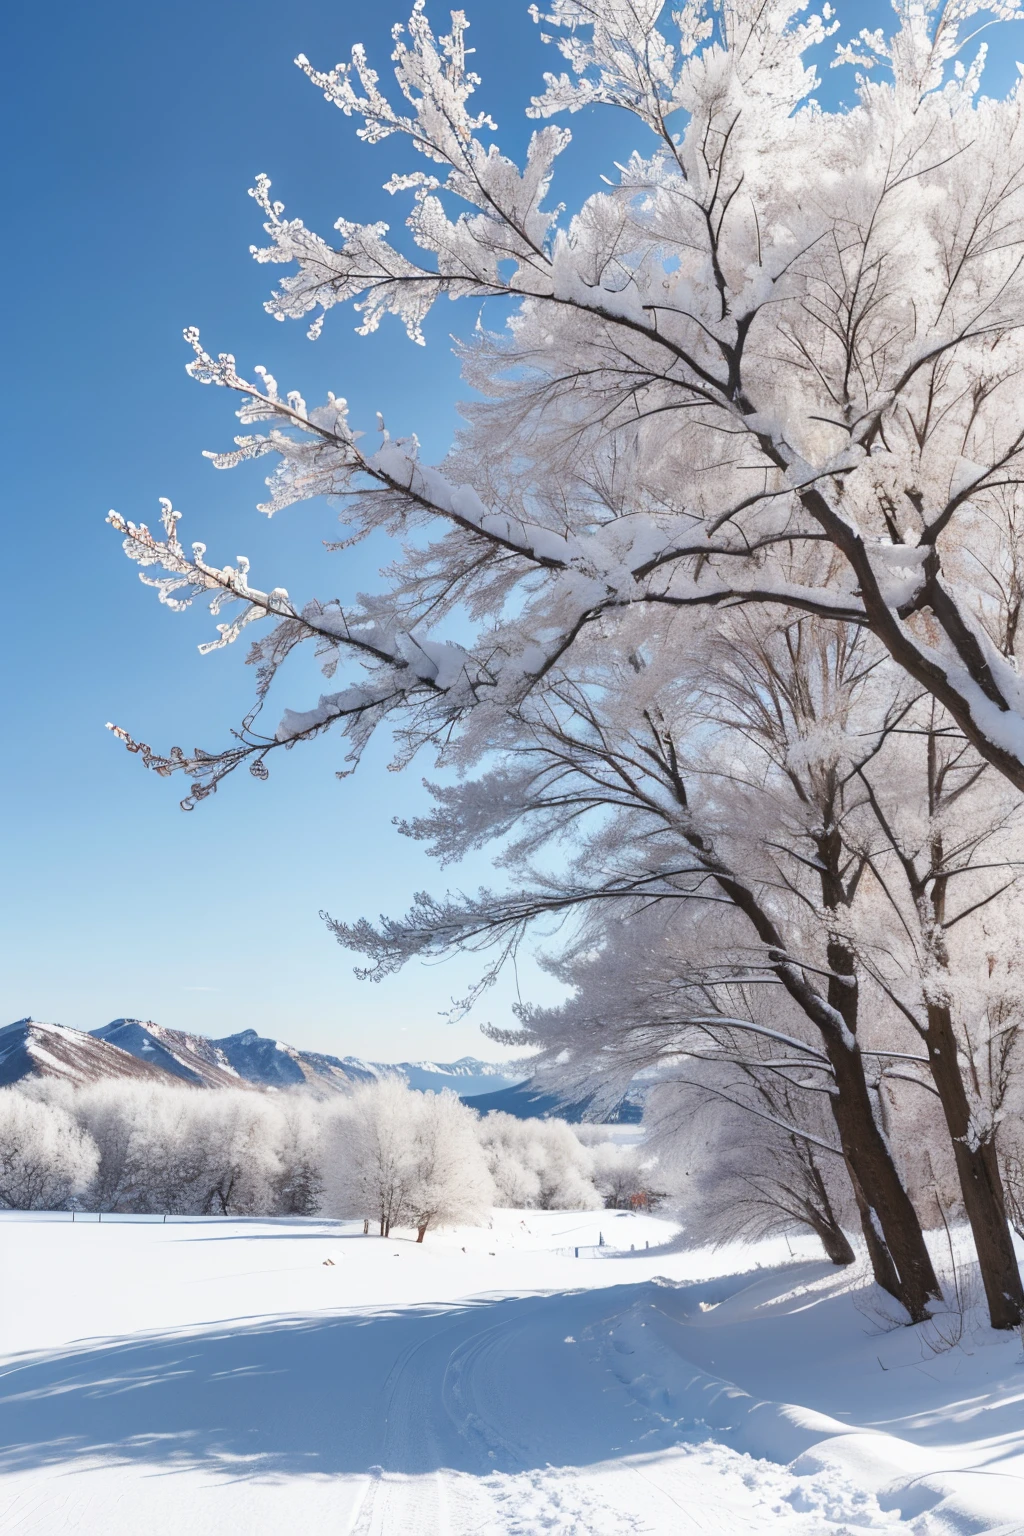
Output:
[[100, 0, 1024, 1327], [0, 1080, 648, 1236]]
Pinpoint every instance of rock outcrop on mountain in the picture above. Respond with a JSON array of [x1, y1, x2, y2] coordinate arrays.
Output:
[[211, 1029, 377, 1094]]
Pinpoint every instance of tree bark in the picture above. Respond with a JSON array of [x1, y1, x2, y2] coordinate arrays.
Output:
[[824, 1028, 938, 1317], [416, 1224, 428, 1243], [925, 1002, 1024, 1329], [720, 874, 939, 1317], [818, 836, 941, 1321]]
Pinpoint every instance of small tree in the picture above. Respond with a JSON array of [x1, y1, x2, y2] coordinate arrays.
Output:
[[272, 1094, 326, 1215], [71, 1082, 153, 1212], [197, 1093, 285, 1216], [322, 1078, 420, 1235], [408, 1090, 493, 1240], [580, 1134, 662, 1216]]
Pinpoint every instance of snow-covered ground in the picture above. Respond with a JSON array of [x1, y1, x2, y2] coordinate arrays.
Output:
[[0, 1211, 1021, 1534]]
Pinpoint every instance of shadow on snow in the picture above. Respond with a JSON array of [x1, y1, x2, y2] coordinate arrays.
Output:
[[2, 1262, 1023, 1486]]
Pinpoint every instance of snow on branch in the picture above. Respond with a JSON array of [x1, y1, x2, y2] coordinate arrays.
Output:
[[112, 0, 1024, 811], [832, 0, 1024, 106]]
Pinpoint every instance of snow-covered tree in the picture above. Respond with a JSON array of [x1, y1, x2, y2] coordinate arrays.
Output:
[[339, 608, 947, 1318], [272, 1093, 326, 1215], [321, 1077, 421, 1234], [0, 1089, 98, 1210], [575, 1131, 657, 1213], [323, 1079, 494, 1238], [406, 1089, 493, 1239], [479, 1110, 602, 1210], [197, 1093, 286, 1216], [841, 703, 1024, 1325], [63, 1084, 290, 1216], [107, 0, 1024, 1323], [648, 1086, 857, 1265], [71, 1082, 156, 1212], [477, 1111, 546, 1207], [111, 0, 1024, 803]]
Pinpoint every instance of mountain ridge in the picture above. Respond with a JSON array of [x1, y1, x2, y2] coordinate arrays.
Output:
[[0, 1017, 526, 1098]]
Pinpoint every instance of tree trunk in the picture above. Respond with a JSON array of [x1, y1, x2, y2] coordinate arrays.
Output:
[[824, 1032, 939, 1319], [416, 1225, 428, 1243], [926, 1003, 1024, 1330], [817, 843, 940, 1322], [848, 1170, 901, 1289], [802, 1144, 855, 1265], [811, 1215, 856, 1267], [379, 1216, 386, 1237], [683, 821, 939, 1320]]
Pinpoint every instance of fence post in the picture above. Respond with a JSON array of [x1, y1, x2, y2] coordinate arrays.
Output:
[[574, 1246, 579, 1258]]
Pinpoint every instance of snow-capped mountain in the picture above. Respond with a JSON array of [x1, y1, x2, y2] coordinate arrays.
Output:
[[90, 1023, 524, 1097], [338, 1055, 527, 1098], [461, 1079, 644, 1123], [209, 1028, 378, 1094], [1, 1016, 527, 1097], [0, 1019, 171, 1089], [92, 1020, 251, 1090]]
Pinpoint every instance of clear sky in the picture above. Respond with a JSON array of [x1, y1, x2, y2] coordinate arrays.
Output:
[[2, 2, 1023, 1062]]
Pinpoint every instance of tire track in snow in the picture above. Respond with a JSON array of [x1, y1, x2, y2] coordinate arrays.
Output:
[[346, 1311, 469, 1536], [344, 1287, 905, 1534]]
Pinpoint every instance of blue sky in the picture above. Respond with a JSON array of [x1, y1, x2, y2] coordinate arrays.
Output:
[[2, 1, 1023, 1061]]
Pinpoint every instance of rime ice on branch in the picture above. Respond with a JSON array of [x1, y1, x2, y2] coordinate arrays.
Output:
[[111, 0, 1024, 804]]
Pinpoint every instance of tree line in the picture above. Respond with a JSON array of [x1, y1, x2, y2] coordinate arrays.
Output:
[[0, 1079, 648, 1237]]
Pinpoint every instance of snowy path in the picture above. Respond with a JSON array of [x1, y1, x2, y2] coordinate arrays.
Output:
[[0, 1284, 897, 1535], [0, 1214, 1021, 1533], [316, 1287, 895, 1535]]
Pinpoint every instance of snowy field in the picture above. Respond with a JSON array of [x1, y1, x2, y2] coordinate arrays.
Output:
[[0, 1213, 1022, 1534]]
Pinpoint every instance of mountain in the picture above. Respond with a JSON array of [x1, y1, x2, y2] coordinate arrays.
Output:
[[461, 1079, 644, 1124], [0, 1018, 630, 1121], [88, 1023, 525, 1098], [1, 1015, 529, 1099], [213, 1029, 378, 1094], [0, 1019, 172, 1089], [92, 1020, 252, 1089], [340, 1055, 527, 1098]]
